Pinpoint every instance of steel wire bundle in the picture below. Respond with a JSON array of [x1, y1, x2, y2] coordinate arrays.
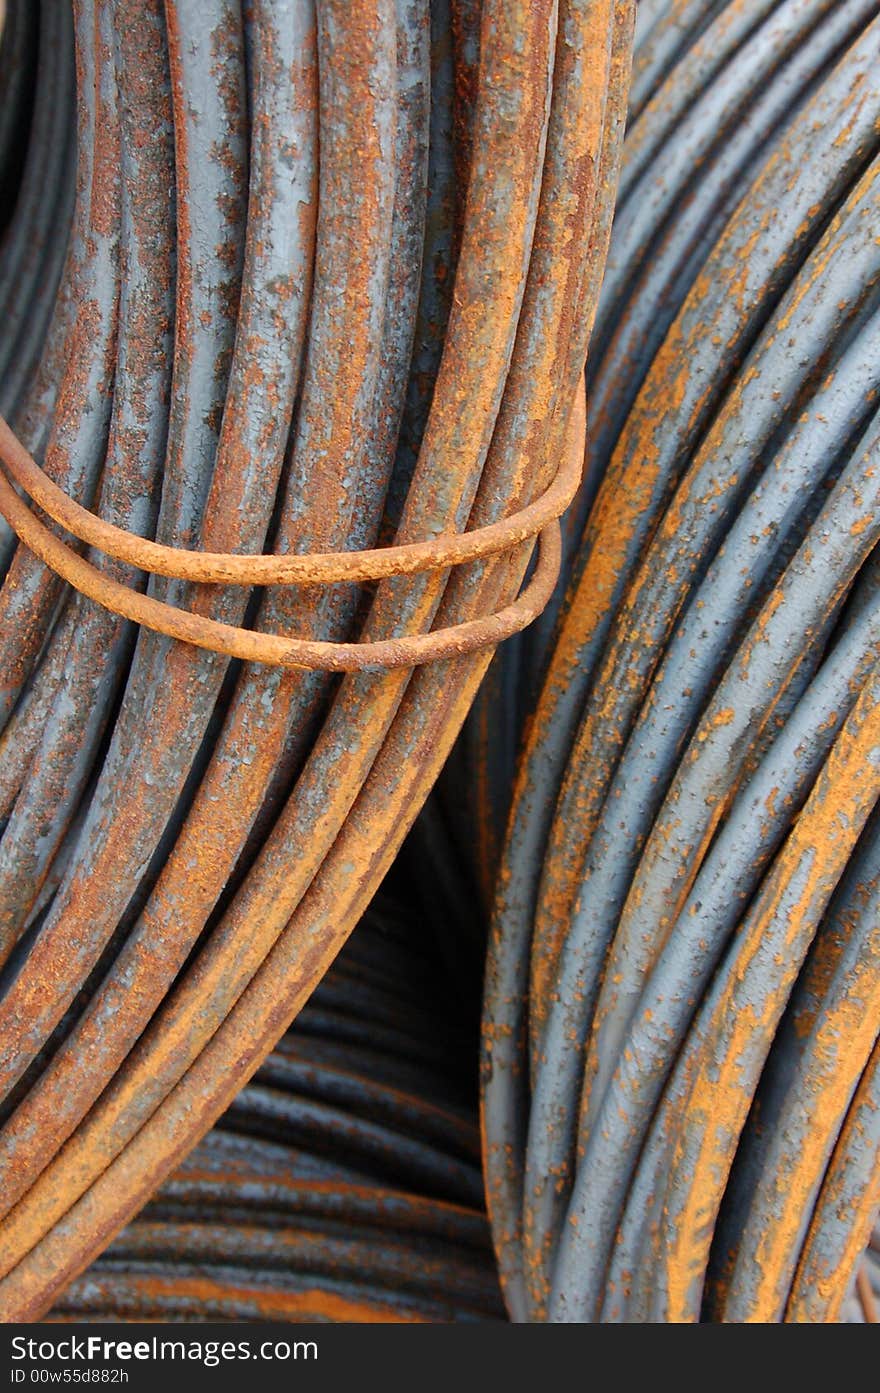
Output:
[[482, 0, 880, 1323], [47, 896, 503, 1324], [4, 0, 876, 1330], [0, 0, 633, 1320]]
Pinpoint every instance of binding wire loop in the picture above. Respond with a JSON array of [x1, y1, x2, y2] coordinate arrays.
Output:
[[0, 386, 584, 672]]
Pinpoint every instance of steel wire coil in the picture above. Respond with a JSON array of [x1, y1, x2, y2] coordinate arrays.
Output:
[[0, 0, 633, 1321], [46, 897, 504, 1323], [9, 0, 871, 1330], [454, 0, 880, 904], [481, 0, 880, 1323]]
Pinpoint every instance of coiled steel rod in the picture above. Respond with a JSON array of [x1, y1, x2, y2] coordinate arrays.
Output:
[[482, 0, 880, 1324], [0, 0, 631, 1322]]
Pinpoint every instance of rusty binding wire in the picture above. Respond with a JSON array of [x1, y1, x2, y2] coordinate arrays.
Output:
[[0, 401, 582, 671]]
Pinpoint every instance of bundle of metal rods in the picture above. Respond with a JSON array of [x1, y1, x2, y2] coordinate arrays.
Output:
[[0, 0, 632, 1321], [3, 0, 879, 1329], [48, 895, 503, 1323], [482, 0, 880, 1322]]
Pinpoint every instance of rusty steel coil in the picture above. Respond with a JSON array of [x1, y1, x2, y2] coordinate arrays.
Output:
[[7, 0, 875, 1331], [481, 0, 880, 1323], [46, 895, 504, 1324], [452, 0, 880, 907], [0, 0, 633, 1323]]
